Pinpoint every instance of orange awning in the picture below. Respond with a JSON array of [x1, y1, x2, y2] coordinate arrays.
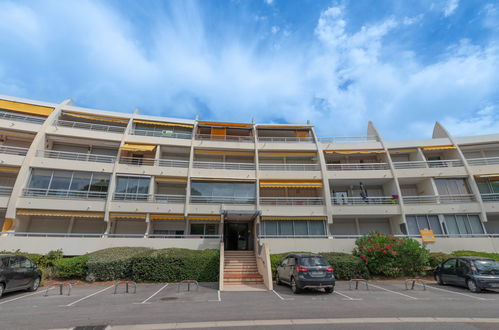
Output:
[[17, 210, 104, 218], [0, 100, 54, 117], [421, 145, 456, 151], [134, 119, 193, 128], [121, 143, 157, 152], [324, 149, 385, 154], [260, 179, 323, 188], [63, 111, 129, 124], [198, 121, 253, 128], [188, 214, 220, 221]]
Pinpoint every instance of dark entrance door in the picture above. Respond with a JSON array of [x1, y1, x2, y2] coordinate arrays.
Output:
[[224, 222, 250, 250]]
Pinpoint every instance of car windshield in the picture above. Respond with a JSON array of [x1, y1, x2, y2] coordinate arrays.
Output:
[[473, 259, 499, 275], [300, 256, 328, 267]]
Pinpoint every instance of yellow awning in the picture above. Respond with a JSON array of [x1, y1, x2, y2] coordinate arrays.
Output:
[[121, 143, 157, 152], [259, 180, 323, 188], [261, 216, 327, 221], [134, 119, 193, 128], [198, 121, 253, 128], [155, 176, 188, 183], [258, 125, 310, 130], [259, 152, 317, 157], [189, 214, 220, 221], [17, 210, 104, 218], [0, 130, 35, 139], [63, 111, 129, 124], [110, 213, 147, 219], [195, 149, 254, 156], [150, 214, 184, 220], [0, 167, 20, 173], [0, 100, 54, 117], [421, 145, 456, 151], [388, 149, 417, 153], [324, 149, 385, 154], [478, 174, 499, 181], [193, 178, 255, 182], [1, 218, 14, 232]]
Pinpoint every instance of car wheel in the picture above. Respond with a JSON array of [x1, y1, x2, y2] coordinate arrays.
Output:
[[290, 277, 301, 294], [324, 287, 334, 294], [275, 273, 282, 285], [28, 277, 41, 292], [435, 274, 445, 285], [0, 283, 4, 298], [467, 279, 481, 293]]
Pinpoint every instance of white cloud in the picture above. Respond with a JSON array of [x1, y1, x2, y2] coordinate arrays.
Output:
[[264, 0, 274, 5], [441, 104, 499, 137], [443, 0, 459, 17]]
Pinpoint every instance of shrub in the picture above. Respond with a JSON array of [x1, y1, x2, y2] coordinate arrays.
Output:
[[452, 250, 499, 260], [54, 255, 88, 279], [131, 248, 219, 282], [86, 247, 152, 281], [353, 231, 430, 277], [319, 252, 369, 280], [428, 252, 453, 268]]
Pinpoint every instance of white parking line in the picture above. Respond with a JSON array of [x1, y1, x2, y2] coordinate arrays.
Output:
[[64, 285, 114, 307], [369, 283, 418, 300], [136, 283, 169, 305], [0, 287, 53, 305], [334, 290, 362, 301], [272, 290, 294, 301], [208, 290, 221, 302], [420, 283, 493, 301]]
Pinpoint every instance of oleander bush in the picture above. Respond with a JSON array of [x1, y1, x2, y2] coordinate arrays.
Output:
[[353, 231, 430, 277]]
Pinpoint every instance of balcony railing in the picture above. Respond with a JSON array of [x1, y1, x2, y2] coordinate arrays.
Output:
[[38, 149, 116, 163], [393, 159, 464, 169], [23, 188, 107, 199], [54, 119, 126, 133], [196, 134, 254, 142], [481, 193, 499, 202], [0, 186, 13, 196], [319, 136, 377, 143], [3, 232, 221, 239], [259, 163, 321, 171], [193, 161, 255, 170], [131, 128, 192, 139], [260, 197, 324, 205], [113, 193, 186, 203], [402, 194, 476, 204], [257, 136, 314, 143], [467, 157, 499, 166], [154, 194, 186, 203], [0, 145, 29, 156], [119, 156, 189, 168], [0, 110, 45, 124], [331, 196, 398, 205], [327, 162, 390, 171], [190, 195, 256, 204]]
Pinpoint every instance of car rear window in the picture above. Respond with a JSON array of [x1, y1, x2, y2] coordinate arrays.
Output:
[[473, 259, 499, 275], [299, 256, 328, 267]]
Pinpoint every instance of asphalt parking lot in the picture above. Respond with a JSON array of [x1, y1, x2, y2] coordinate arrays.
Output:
[[1, 280, 499, 329]]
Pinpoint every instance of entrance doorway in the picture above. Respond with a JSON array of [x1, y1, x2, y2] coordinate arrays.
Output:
[[224, 222, 251, 250]]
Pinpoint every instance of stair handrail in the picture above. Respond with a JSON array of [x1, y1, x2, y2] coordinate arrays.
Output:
[[219, 242, 224, 291]]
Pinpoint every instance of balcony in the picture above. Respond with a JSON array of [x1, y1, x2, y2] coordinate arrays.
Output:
[[0, 145, 28, 156], [319, 136, 377, 143], [119, 156, 189, 168], [23, 188, 107, 199], [327, 162, 390, 171], [190, 195, 255, 204], [193, 161, 255, 170], [0, 186, 13, 196], [257, 136, 313, 143], [38, 149, 116, 163], [54, 119, 126, 134], [467, 157, 499, 166], [402, 194, 476, 204], [393, 159, 464, 169], [113, 193, 186, 203], [195, 133, 254, 143], [332, 196, 398, 205], [0, 110, 45, 124], [259, 163, 321, 171], [260, 197, 324, 205], [481, 193, 499, 202], [131, 128, 192, 140]]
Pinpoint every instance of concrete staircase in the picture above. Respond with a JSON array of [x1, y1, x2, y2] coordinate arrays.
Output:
[[223, 250, 264, 287]]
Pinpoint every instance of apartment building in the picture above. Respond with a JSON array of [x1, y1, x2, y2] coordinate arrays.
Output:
[[0, 95, 498, 258]]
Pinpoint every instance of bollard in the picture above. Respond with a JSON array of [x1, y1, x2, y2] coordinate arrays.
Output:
[[177, 280, 199, 293], [405, 279, 426, 290], [349, 279, 369, 290]]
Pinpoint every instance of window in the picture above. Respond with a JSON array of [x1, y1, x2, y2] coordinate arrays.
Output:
[[9, 257, 21, 269], [442, 258, 456, 271], [406, 215, 443, 235], [190, 181, 256, 204], [444, 214, 484, 235], [190, 223, 219, 236], [115, 176, 150, 200], [434, 179, 470, 195], [261, 220, 326, 237]]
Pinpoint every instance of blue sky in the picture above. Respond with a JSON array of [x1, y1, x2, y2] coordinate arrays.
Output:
[[0, 0, 498, 140]]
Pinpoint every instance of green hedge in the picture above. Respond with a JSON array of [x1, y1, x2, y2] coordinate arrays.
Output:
[[54, 255, 88, 279], [428, 252, 453, 268], [131, 248, 219, 282], [86, 247, 153, 281], [452, 250, 499, 260]]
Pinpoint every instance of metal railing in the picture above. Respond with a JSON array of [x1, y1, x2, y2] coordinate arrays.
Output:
[[403, 194, 476, 204], [195, 134, 254, 142], [318, 136, 377, 143], [119, 156, 189, 168], [259, 235, 328, 238], [328, 234, 499, 239], [38, 149, 116, 163], [193, 161, 255, 170], [23, 188, 108, 199], [131, 128, 192, 139], [154, 194, 186, 203], [190, 195, 256, 204], [257, 136, 314, 143], [259, 163, 321, 171], [327, 162, 390, 171], [332, 196, 398, 205], [54, 119, 126, 133], [113, 193, 186, 203], [392, 161, 428, 169], [0, 110, 45, 124], [467, 156, 499, 166], [0, 145, 29, 156], [260, 197, 324, 205], [481, 193, 499, 202], [393, 159, 464, 169], [2, 232, 221, 239], [0, 186, 13, 196]]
